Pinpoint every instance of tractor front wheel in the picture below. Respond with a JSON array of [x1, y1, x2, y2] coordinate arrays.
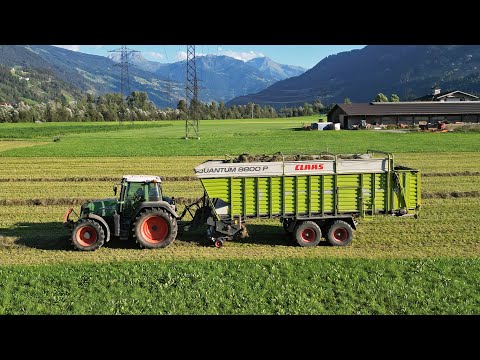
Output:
[[134, 209, 178, 249], [71, 219, 105, 251]]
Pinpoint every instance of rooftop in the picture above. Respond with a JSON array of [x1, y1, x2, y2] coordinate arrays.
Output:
[[122, 175, 162, 182], [330, 102, 480, 116], [413, 90, 479, 101]]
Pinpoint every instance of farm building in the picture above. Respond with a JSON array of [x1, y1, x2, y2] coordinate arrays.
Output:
[[327, 102, 480, 129], [414, 88, 479, 102]]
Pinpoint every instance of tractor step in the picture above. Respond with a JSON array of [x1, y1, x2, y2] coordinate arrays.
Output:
[[119, 229, 130, 240]]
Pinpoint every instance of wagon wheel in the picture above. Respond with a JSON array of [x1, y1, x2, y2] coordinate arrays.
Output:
[[293, 221, 322, 247]]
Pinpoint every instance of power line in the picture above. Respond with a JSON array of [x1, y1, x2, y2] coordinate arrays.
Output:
[[162, 45, 174, 108]]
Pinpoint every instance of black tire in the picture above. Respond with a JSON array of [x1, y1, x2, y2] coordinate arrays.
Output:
[[71, 219, 105, 251], [326, 220, 353, 246], [214, 239, 224, 248], [134, 209, 178, 249], [293, 221, 322, 247], [282, 219, 293, 233]]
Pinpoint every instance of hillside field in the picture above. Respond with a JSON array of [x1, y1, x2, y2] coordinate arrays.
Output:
[[0, 116, 479, 314]]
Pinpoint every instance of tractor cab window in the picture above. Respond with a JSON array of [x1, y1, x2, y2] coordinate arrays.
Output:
[[147, 182, 161, 201], [126, 182, 145, 202], [121, 182, 146, 214]]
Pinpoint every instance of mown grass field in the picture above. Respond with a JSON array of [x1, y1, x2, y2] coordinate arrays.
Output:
[[0, 117, 479, 314], [1, 197, 479, 266]]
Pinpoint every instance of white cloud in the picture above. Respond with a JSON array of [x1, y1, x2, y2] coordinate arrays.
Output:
[[54, 45, 81, 51], [144, 51, 164, 60], [176, 51, 188, 61], [175, 50, 207, 61], [219, 49, 264, 61]]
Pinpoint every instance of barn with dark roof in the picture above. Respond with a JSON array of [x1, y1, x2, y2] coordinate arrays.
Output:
[[327, 102, 480, 129]]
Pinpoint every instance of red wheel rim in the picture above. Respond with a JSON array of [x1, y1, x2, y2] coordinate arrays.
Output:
[[76, 225, 97, 247], [333, 227, 348, 242], [301, 228, 316, 242], [215, 240, 223, 248], [141, 216, 168, 244]]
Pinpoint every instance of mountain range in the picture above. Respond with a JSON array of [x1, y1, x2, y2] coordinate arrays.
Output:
[[108, 52, 306, 103], [3, 45, 480, 110], [228, 45, 480, 108], [0, 45, 305, 107]]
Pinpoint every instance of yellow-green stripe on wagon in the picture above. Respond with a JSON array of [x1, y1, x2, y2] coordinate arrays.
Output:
[[194, 150, 420, 221]]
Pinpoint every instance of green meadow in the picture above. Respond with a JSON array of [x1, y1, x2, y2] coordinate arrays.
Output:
[[1, 116, 479, 157]]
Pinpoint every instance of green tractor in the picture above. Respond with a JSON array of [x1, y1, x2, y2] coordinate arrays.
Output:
[[63, 175, 178, 251]]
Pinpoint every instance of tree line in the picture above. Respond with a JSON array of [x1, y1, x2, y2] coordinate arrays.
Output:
[[343, 93, 401, 104], [0, 91, 327, 123]]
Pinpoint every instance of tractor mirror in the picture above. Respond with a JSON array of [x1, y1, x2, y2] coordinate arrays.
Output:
[[113, 185, 118, 196]]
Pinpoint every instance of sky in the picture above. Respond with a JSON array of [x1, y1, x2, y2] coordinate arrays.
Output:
[[53, 45, 365, 69]]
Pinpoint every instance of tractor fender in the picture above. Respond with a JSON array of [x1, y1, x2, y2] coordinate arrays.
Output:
[[86, 213, 111, 242], [135, 201, 179, 219]]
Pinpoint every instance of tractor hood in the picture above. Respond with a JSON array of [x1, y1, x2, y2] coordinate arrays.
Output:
[[81, 198, 119, 218]]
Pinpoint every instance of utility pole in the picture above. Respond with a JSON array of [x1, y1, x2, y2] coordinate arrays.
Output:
[[185, 45, 200, 139], [108, 45, 139, 125], [251, 103, 254, 119], [108, 45, 139, 99]]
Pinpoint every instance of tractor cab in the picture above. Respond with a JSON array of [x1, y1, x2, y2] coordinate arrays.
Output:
[[116, 175, 164, 216]]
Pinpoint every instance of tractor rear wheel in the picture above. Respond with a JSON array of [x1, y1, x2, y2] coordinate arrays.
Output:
[[293, 221, 322, 247], [134, 209, 178, 249], [326, 220, 353, 246], [71, 219, 105, 251]]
